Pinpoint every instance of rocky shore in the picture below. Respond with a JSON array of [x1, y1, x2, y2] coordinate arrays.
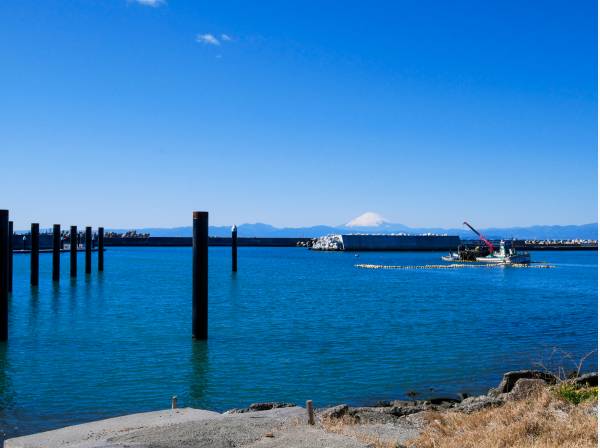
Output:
[[5, 370, 597, 448]]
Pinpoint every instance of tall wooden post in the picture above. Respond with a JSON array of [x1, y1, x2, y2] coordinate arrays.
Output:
[[0, 210, 8, 341], [7, 221, 13, 293], [98, 227, 104, 272], [70, 226, 77, 277], [85, 226, 92, 274], [52, 224, 61, 282], [231, 225, 238, 272], [192, 211, 208, 340], [30, 223, 39, 286]]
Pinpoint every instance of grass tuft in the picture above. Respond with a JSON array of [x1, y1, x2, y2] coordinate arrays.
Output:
[[407, 387, 597, 448], [554, 383, 598, 405]]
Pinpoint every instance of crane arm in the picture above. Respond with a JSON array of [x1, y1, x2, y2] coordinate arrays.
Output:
[[463, 221, 494, 254]]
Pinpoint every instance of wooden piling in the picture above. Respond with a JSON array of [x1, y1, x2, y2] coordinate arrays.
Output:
[[52, 224, 60, 282], [98, 227, 104, 272], [7, 221, 13, 293], [231, 225, 238, 272], [70, 226, 77, 277], [192, 211, 208, 340], [0, 210, 8, 341], [30, 223, 39, 286], [306, 400, 315, 425], [85, 226, 92, 274]]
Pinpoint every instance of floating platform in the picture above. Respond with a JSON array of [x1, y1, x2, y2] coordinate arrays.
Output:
[[355, 263, 555, 270]]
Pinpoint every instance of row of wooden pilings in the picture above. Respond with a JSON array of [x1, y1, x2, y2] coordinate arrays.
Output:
[[0, 209, 106, 341], [0, 210, 238, 342], [45, 224, 104, 283]]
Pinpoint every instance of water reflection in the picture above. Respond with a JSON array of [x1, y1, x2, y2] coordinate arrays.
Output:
[[0, 343, 14, 408], [96, 271, 104, 304], [28, 288, 39, 329], [69, 278, 78, 314], [51, 283, 60, 316], [0, 343, 15, 444], [189, 341, 209, 405]]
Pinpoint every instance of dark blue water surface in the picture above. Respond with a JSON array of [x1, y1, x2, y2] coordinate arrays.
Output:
[[0, 248, 597, 439]]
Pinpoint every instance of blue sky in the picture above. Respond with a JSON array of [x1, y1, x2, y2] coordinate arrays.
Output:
[[1, 0, 597, 229]]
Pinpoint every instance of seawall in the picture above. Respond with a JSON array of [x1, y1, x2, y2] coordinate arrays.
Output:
[[11, 235, 597, 250], [103, 236, 312, 247]]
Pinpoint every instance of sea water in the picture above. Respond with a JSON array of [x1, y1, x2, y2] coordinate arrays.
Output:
[[1, 248, 597, 440]]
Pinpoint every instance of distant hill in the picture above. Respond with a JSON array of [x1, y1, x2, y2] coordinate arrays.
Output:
[[107, 222, 598, 240]]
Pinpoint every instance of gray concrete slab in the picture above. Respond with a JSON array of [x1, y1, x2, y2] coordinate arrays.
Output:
[[4, 408, 221, 448], [4, 406, 413, 448]]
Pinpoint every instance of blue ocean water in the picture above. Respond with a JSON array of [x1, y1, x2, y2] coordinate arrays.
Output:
[[0, 248, 597, 440]]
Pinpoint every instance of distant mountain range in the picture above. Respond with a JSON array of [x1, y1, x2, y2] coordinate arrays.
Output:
[[108, 212, 598, 240]]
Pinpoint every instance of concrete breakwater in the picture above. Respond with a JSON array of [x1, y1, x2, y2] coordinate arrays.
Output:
[[10, 234, 313, 249], [104, 237, 598, 251], [12, 233, 598, 253], [310, 234, 461, 251], [11, 233, 99, 251], [102, 236, 313, 247]]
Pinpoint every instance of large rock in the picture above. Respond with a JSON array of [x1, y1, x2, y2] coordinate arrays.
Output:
[[506, 378, 547, 401], [490, 370, 557, 395], [427, 397, 461, 407], [320, 403, 429, 425], [350, 406, 424, 424], [224, 402, 296, 414], [320, 404, 349, 420], [455, 395, 504, 413]]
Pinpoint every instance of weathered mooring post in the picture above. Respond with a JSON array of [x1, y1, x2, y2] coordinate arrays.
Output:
[[52, 224, 61, 282], [231, 225, 238, 272], [85, 226, 92, 274], [70, 225, 77, 277], [98, 227, 104, 272], [306, 400, 315, 425], [0, 210, 8, 341], [192, 211, 208, 340], [30, 223, 39, 286], [8, 221, 13, 293]]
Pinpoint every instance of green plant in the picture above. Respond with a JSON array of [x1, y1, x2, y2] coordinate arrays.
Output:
[[554, 383, 598, 405]]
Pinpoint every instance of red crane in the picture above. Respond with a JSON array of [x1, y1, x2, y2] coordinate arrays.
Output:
[[463, 221, 494, 254]]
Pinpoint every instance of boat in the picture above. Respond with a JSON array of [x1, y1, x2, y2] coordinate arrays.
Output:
[[441, 221, 531, 264], [441, 252, 460, 262], [475, 240, 531, 264]]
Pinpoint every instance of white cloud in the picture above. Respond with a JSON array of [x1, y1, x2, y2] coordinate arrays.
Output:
[[132, 0, 166, 7], [346, 212, 389, 227], [221, 34, 232, 42], [196, 33, 220, 46]]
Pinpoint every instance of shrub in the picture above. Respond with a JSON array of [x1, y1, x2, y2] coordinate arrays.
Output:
[[555, 383, 598, 405]]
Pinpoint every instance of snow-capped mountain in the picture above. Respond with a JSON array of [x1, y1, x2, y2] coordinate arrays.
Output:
[[345, 212, 389, 228]]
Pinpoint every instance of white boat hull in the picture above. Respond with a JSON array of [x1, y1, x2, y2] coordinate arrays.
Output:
[[475, 254, 531, 264]]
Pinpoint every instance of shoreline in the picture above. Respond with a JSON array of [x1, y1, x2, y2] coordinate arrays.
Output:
[[5, 370, 597, 448]]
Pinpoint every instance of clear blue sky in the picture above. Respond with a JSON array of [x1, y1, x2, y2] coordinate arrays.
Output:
[[1, 0, 597, 229]]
